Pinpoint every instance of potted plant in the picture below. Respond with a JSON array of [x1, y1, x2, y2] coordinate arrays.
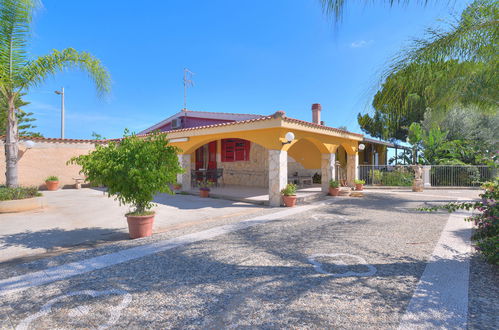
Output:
[[69, 130, 183, 239], [281, 183, 297, 207], [198, 180, 213, 198], [45, 176, 59, 191], [172, 183, 182, 192], [329, 180, 340, 196], [354, 179, 365, 191]]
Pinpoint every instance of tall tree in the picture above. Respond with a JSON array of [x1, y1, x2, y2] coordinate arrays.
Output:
[[0, 0, 110, 187]]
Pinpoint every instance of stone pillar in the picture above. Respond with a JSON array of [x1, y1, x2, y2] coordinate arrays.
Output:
[[216, 140, 222, 163], [177, 154, 191, 191], [268, 149, 288, 207], [321, 153, 336, 193], [346, 153, 358, 186], [423, 165, 431, 187]]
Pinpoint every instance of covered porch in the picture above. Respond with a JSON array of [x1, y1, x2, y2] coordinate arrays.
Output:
[[169, 111, 364, 206]]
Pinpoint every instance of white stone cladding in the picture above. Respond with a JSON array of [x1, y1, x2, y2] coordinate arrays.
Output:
[[321, 153, 336, 192], [268, 149, 288, 207], [178, 154, 191, 191], [218, 143, 269, 187]]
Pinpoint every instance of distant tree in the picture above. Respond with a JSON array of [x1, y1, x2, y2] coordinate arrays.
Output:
[[358, 60, 494, 142], [0, 94, 41, 138], [91, 131, 106, 140], [337, 125, 348, 131], [422, 105, 499, 153]]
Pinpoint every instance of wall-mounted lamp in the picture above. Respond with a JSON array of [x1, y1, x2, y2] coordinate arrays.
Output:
[[358, 143, 365, 151], [282, 132, 295, 145]]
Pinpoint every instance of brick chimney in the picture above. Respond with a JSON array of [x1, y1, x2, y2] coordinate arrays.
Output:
[[312, 103, 322, 125]]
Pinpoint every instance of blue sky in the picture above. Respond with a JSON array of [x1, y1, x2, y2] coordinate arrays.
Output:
[[25, 0, 471, 139]]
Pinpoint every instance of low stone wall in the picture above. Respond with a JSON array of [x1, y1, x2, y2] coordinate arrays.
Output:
[[0, 139, 98, 189]]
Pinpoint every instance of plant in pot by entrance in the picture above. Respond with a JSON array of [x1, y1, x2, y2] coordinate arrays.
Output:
[[354, 179, 365, 191], [45, 176, 59, 191], [69, 130, 183, 239], [198, 180, 213, 198], [172, 183, 182, 193], [329, 180, 340, 196], [281, 183, 297, 207]]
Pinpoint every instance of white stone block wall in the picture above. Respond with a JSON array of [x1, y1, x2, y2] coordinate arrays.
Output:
[[268, 149, 288, 207]]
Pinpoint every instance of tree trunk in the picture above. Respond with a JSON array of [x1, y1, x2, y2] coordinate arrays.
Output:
[[5, 95, 19, 187]]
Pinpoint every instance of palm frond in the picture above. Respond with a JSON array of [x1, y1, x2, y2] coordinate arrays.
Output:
[[0, 0, 40, 90], [378, 0, 499, 113], [19, 48, 111, 95], [319, 0, 435, 22]]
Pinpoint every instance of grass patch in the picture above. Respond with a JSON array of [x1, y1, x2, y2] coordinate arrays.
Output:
[[0, 186, 41, 201]]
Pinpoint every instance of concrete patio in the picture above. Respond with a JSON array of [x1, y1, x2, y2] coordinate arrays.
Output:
[[187, 184, 325, 205], [0, 188, 272, 264]]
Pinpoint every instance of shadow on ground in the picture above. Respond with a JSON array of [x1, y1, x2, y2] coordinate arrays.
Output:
[[0, 227, 128, 251]]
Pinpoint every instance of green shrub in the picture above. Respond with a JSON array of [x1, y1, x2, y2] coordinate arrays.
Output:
[[329, 180, 340, 188], [381, 170, 413, 186], [69, 130, 183, 216], [45, 176, 59, 181], [369, 170, 383, 185], [281, 183, 297, 196], [421, 178, 498, 264], [0, 186, 41, 201], [354, 179, 365, 185]]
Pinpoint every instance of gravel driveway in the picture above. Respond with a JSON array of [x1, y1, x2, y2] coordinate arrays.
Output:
[[1, 190, 496, 329]]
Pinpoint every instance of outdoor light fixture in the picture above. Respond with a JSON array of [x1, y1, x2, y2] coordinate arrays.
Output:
[[282, 132, 295, 145], [24, 140, 35, 149], [358, 143, 365, 151]]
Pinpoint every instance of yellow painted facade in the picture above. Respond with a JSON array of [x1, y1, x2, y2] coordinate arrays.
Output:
[[168, 115, 363, 171]]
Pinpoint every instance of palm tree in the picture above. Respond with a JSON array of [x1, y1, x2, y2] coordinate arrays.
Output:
[[0, 0, 110, 187], [321, 0, 498, 115], [378, 0, 498, 114]]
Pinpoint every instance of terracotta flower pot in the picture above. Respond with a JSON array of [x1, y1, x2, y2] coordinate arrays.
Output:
[[355, 183, 364, 191], [199, 189, 210, 198], [329, 187, 340, 196], [126, 213, 155, 239], [45, 180, 59, 191], [282, 195, 297, 207]]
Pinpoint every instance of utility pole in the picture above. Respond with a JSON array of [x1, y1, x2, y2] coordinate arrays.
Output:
[[183, 68, 194, 110], [55, 88, 65, 138]]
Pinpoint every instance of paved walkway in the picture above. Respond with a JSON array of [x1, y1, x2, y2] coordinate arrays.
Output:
[[1, 189, 495, 329]]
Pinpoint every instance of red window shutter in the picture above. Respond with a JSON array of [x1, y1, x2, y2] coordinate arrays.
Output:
[[222, 139, 250, 162]]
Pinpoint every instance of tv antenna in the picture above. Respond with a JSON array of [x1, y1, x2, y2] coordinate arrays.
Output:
[[183, 68, 195, 110]]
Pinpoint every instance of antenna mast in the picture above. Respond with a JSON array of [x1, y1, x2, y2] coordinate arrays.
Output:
[[183, 68, 194, 110]]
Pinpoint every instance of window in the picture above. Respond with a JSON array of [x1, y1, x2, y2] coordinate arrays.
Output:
[[221, 139, 250, 162]]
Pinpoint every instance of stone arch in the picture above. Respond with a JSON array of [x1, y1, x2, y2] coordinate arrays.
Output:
[[286, 137, 325, 169]]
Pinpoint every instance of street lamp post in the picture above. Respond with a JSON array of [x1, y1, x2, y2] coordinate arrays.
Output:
[[55, 88, 65, 139]]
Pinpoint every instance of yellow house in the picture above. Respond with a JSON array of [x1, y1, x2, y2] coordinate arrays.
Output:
[[141, 104, 387, 206]]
